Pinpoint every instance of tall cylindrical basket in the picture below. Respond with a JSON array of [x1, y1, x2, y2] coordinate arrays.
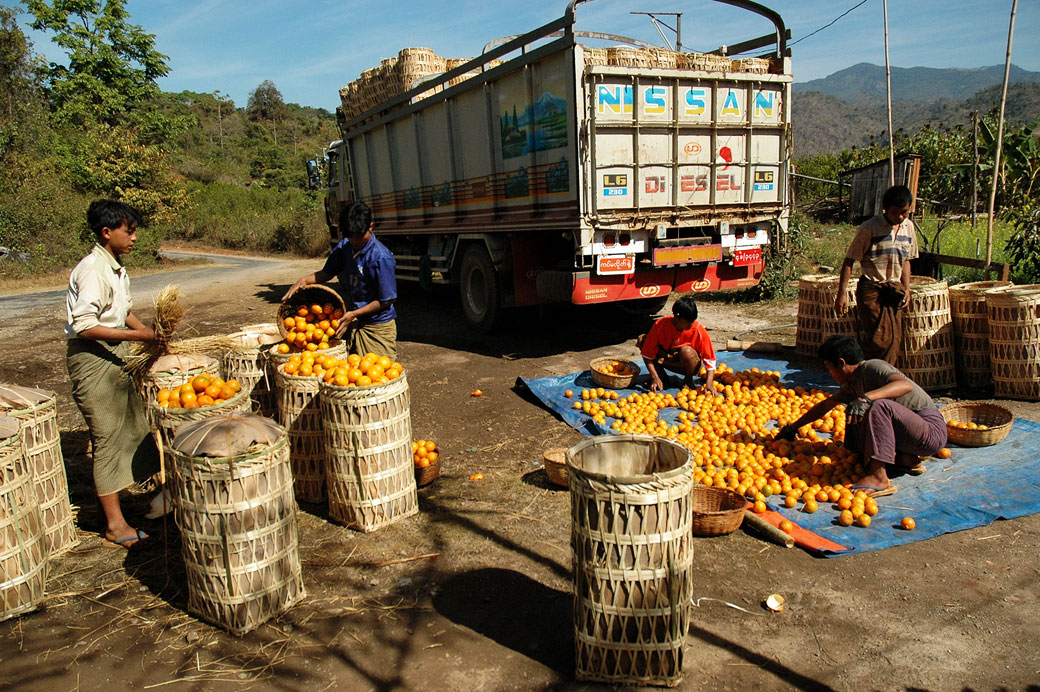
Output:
[[898, 277, 955, 392], [949, 281, 1012, 388], [169, 413, 305, 636], [223, 325, 282, 418], [567, 435, 694, 687], [319, 375, 417, 532], [986, 285, 1040, 401], [0, 386, 77, 556], [0, 417, 48, 621], [274, 367, 327, 503]]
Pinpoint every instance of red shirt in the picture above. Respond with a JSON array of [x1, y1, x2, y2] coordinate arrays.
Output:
[[640, 317, 717, 370]]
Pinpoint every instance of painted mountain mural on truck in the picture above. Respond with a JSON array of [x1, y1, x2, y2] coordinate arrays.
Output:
[[500, 90, 568, 158]]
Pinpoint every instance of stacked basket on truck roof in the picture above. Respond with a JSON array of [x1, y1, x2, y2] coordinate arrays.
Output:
[[324, 0, 793, 331]]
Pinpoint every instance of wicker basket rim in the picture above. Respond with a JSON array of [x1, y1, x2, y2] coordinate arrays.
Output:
[[566, 434, 690, 484], [691, 486, 747, 514], [939, 401, 1014, 428], [589, 356, 637, 367], [949, 281, 1013, 294]]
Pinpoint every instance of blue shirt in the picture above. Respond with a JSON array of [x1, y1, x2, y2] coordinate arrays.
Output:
[[321, 234, 397, 324]]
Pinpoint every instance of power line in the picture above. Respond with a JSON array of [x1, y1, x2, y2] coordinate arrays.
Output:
[[789, 0, 871, 47]]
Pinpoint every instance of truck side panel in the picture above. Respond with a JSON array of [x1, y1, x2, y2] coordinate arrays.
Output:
[[346, 49, 581, 235]]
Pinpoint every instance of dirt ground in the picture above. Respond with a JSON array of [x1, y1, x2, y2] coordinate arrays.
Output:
[[1, 255, 1039, 692]]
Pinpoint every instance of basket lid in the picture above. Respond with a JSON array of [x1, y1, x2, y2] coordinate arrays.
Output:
[[172, 412, 284, 458], [0, 415, 19, 439], [149, 353, 217, 374], [228, 329, 282, 347], [0, 384, 52, 410]]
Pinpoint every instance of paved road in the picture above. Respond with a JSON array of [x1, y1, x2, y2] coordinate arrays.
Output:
[[0, 250, 300, 318]]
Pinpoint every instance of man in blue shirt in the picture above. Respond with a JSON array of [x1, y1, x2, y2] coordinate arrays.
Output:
[[285, 201, 399, 358]]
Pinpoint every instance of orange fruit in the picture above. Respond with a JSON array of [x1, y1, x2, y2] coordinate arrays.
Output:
[[838, 510, 854, 526], [377, 355, 392, 369], [357, 375, 372, 387], [197, 394, 215, 407], [156, 388, 172, 403], [900, 516, 916, 530], [856, 513, 871, 528], [802, 499, 818, 513], [564, 390, 573, 398], [752, 500, 767, 514], [779, 519, 795, 534], [310, 304, 323, 315], [469, 472, 484, 481], [296, 306, 308, 317], [935, 448, 951, 459], [277, 343, 290, 354], [472, 389, 483, 397], [219, 385, 236, 400], [181, 391, 197, 405], [427, 451, 439, 463]]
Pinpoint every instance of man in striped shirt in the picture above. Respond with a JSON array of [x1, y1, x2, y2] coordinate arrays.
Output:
[[835, 185, 918, 363]]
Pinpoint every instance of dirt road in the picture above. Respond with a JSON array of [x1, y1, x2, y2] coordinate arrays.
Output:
[[1, 254, 1038, 691]]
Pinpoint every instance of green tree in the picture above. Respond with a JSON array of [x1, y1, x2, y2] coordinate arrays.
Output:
[[246, 80, 288, 143], [0, 6, 47, 154], [25, 0, 169, 125]]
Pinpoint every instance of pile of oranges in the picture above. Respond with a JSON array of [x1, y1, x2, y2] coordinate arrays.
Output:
[[567, 362, 905, 528], [947, 420, 989, 431], [413, 439, 438, 468], [279, 302, 345, 353], [156, 374, 242, 409], [596, 360, 638, 377], [283, 351, 404, 387]]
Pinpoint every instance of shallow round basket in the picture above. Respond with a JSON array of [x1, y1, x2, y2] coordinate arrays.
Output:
[[542, 447, 568, 488], [690, 486, 746, 536], [415, 456, 440, 487], [589, 357, 638, 389], [939, 402, 1014, 447], [277, 285, 347, 340]]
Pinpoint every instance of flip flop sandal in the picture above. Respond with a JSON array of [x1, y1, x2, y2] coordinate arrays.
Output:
[[851, 484, 898, 498], [905, 463, 926, 476], [103, 528, 150, 549]]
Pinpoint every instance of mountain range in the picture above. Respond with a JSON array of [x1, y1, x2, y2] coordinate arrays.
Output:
[[792, 63, 1040, 156]]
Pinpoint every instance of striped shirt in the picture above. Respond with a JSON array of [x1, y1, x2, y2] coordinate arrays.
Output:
[[65, 244, 133, 338], [845, 214, 918, 284]]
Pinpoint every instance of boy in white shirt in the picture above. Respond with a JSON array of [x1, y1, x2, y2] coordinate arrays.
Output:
[[65, 200, 161, 549]]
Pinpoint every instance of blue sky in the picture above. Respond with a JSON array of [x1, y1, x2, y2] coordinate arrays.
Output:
[[13, 0, 1040, 112]]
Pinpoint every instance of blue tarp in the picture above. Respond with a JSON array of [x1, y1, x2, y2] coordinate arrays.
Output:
[[517, 351, 1040, 556]]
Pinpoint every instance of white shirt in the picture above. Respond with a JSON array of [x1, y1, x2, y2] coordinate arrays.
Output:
[[65, 244, 133, 338]]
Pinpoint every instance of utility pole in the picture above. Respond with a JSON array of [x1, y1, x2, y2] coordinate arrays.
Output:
[[971, 110, 979, 230], [986, 0, 1017, 278], [883, 0, 895, 186]]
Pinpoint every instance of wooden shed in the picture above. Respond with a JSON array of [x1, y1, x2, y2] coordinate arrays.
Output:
[[840, 154, 921, 222]]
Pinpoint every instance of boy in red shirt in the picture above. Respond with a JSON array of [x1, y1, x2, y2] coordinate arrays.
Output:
[[639, 296, 717, 393]]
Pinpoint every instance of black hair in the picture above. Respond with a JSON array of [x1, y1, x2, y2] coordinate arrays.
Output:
[[881, 185, 913, 210], [818, 334, 864, 366], [87, 199, 143, 239], [340, 201, 373, 237], [672, 295, 698, 322]]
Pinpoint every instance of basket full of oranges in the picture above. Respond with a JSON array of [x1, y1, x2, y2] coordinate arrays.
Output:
[[589, 357, 639, 389], [277, 285, 347, 352], [152, 374, 249, 446], [413, 440, 440, 486], [939, 401, 1013, 447]]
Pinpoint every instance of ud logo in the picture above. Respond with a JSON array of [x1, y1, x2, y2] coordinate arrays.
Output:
[[754, 171, 774, 183], [683, 142, 702, 155], [692, 279, 711, 292], [639, 285, 662, 297]]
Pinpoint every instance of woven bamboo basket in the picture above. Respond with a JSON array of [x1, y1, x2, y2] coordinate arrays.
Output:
[[939, 402, 1014, 447], [731, 57, 770, 74], [542, 447, 568, 488], [169, 413, 305, 635], [223, 325, 282, 417], [679, 52, 732, 72], [985, 285, 1040, 401], [897, 277, 955, 392], [414, 455, 440, 487], [151, 388, 252, 451], [0, 386, 77, 556], [589, 357, 639, 389], [140, 354, 221, 428], [567, 435, 693, 687], [607, 47, 653, 68], [795, 275, 844, 356], [0, 417, 48, 622], [582, 47, 608, 68], [690, 486, 746, 536], [277, 285, 347, 341], [274, 366, 327, 503], [949, 281, 1013, 388], [319, 375, 417, 532], [649, 48, 679, 69]]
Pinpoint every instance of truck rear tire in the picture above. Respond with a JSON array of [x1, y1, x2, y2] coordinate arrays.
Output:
[[459, 244, 502, 332]]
